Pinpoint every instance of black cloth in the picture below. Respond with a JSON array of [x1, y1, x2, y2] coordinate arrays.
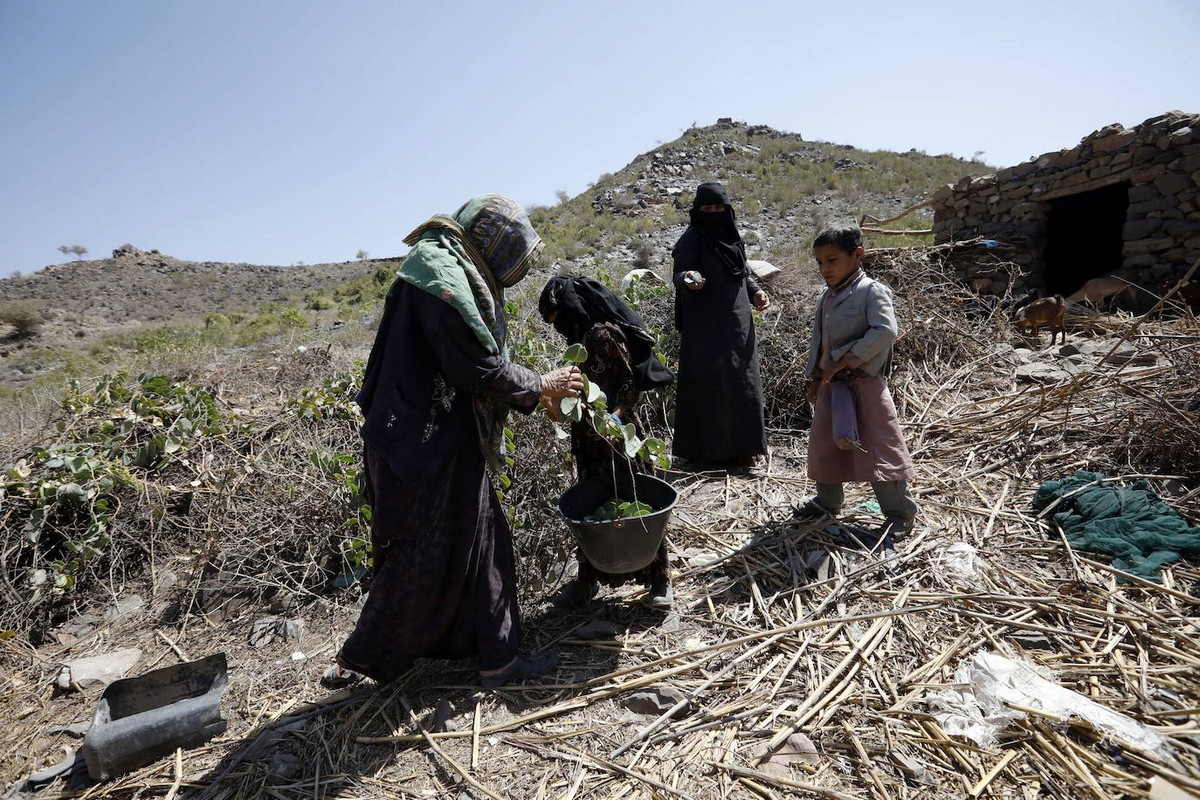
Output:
[[671, 224, 767, 463], [339, 282, 542, 680], [538, 274, 674, 390]]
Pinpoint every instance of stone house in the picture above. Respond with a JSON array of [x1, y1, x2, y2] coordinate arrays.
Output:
[[931, 111, 1200, 308]]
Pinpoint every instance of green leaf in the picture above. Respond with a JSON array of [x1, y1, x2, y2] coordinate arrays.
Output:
[[57, 482, 89, 503], [591, 413, 609, 436], [563, 344, 588, 364], [560, 396, 582, 423], [617, 501, 654, 518], [643, 437, 668, 455], [586, 380, 606, 405], [6, 459, 31, 480]]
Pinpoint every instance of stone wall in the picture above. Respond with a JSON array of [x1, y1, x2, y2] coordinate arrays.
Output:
[[932, 111, 1200, 303]]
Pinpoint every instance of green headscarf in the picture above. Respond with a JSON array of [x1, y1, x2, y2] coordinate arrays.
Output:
[[394, 194, 541, 471]]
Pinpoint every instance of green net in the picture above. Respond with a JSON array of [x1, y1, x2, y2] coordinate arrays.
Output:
[[1032, 470, 1200, 583]]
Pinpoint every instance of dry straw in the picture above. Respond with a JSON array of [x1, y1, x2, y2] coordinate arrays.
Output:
[[2, 249, 1199, 798]]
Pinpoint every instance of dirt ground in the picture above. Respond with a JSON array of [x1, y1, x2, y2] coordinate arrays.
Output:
[[3, 251, 1200, 799]]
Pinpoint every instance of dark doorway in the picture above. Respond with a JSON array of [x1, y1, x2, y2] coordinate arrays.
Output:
[[1043, 182, 1129, 296]]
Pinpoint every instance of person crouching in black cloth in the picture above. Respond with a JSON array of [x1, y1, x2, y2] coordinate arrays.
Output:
[[538, 274, 676, 609]]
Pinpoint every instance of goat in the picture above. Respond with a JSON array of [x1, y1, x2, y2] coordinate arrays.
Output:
[[1066, 275, 1133, 308], [1014, 295, 1066, 345]]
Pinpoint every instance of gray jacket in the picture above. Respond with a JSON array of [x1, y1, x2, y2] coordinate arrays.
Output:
[[805, 271, 898, 378]]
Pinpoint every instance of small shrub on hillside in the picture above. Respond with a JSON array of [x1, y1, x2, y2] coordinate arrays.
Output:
[[133, 327, 192, 355], [632, 239, 654, 270], [0, 301, 46, 339], [305, 294, 336, 311]]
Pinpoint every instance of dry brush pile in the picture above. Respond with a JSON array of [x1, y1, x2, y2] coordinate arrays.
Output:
[[2, 252, 1200, 799]]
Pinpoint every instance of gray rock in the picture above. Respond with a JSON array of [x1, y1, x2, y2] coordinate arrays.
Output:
[[1056, 342, 1081, 357], [54, 613, 104, 644], [623, 686, 693, 719], [428, 698, 454, 733], [267, 753, 303, 782], [658, 608, 683, 633], [249, 616, 306, 647], [249, 617, 278, 648], [762, 732, 821, 775], [105, 595, 145, 621], [1015, 363, 1073, 383], [279, 618, 306, 642], [56, 648, 142, 691]]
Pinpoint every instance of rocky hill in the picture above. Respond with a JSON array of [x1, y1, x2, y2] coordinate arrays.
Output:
[[0, 120, 985, 401]]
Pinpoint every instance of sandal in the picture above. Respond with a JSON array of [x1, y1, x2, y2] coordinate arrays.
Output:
[[645, 582, 674, 609], [479, 651, 558, 689], [320, 663, 364, 688], [792, 499, 839, 521]]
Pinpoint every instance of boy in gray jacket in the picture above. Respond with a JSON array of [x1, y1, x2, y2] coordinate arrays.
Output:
[[797, 224, 917, 539]]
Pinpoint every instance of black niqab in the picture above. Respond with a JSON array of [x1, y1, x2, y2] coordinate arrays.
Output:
[[689, 181, 747, 278]]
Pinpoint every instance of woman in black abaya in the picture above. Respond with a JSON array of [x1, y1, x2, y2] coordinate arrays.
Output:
[[671, 181, 770, 467]]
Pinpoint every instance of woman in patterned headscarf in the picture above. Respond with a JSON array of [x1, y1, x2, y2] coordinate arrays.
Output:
[[671, 181, 770, 468], [324, 194, 583, 689]]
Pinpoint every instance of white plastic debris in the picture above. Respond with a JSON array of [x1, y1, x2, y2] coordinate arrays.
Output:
[[618, 268, 666, 291], [928, 651, 1175, 763], [934, 542, 982, 584]]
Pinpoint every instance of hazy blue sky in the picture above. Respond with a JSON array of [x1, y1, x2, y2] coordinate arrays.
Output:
[[2, 0, 1197, 275]]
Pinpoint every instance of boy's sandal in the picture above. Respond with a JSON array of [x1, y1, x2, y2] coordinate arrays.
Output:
[[320, 663, 364, 689], [792, 500, 838, 521]]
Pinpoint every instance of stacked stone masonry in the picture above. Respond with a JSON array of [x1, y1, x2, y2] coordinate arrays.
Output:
[[932, 111, 1200, 301]]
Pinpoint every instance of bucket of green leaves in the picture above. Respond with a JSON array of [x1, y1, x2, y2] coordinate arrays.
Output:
[[557, 471, 678, 573]]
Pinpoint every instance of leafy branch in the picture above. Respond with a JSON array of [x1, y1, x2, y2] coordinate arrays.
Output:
[[552, 344, 670, 470]]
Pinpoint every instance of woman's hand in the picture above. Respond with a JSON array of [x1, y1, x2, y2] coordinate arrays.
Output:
[[752, 290, 770, 311], [540, 365, 584, 400], [682, 270, 706, 291]]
